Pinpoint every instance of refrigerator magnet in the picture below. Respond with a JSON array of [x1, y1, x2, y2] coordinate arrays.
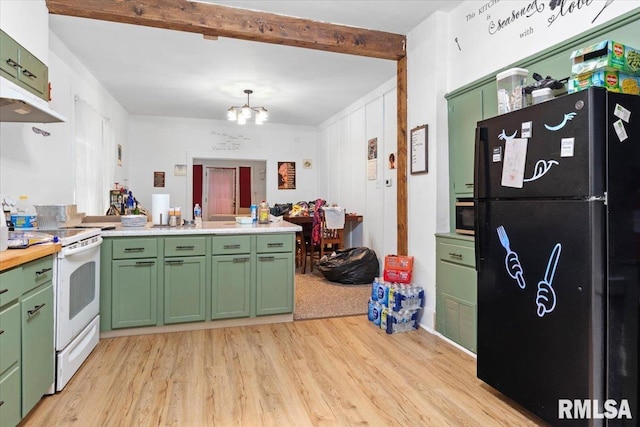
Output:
[[521, 121, 532, 138], [614, 104, 631, 123], [560, 138, 575, 157], [501, 138, 528, 188], [492, 146, 502, 162], [613, 119, 629, 142]]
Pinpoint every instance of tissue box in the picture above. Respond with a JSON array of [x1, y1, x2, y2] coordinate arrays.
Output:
[[571, 40, 640, 75], [569, 70, 640, 95], [10, 214, 37, 228]]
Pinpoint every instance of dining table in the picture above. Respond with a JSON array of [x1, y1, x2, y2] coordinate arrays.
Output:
[[284, 213, 363, 274]]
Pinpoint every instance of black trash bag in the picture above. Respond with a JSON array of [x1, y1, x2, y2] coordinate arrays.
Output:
[[270, 203, 292, 216], [316, 247, 379, 284]]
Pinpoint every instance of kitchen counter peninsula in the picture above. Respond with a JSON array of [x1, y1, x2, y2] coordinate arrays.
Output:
[[98, 219, 301, 237], [99, 220, 300, 338]]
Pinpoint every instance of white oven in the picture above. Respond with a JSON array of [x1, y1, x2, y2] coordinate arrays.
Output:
[[42, 228, 102, 391]]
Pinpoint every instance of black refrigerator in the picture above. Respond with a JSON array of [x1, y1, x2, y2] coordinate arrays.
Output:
[[474, 87, 639, 426]]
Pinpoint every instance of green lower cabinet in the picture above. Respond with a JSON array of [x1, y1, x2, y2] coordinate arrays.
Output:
[[164, 256, 206, 324], [21, 283, 54, 417], [256, 253, 293, 316], [0, 366, 21, 427], [211, 255, 251, 319], [112, 259, 158, 328], [436, 235, 477, 353]]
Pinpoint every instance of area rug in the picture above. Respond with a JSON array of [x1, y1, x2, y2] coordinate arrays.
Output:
[[293, 270, 372, 320]]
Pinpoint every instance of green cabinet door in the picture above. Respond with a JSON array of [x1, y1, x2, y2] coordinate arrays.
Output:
[[21, 283, 54, 417], [211, 255, 251, 319], [164, 256, 206, 324], [0, 366, 21, 427], [448, 89, 482, 197], [0, 30, 20, 80], [256, 253, 293, 316], [0, 303, 20, 376], [112, 259, 158, 328], [435, 236, 477, 353]]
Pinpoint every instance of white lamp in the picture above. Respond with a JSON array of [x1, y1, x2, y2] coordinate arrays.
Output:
[[227, 89, 268, 125]]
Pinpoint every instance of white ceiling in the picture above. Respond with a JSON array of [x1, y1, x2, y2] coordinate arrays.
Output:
[[49, 1, 463, 126]]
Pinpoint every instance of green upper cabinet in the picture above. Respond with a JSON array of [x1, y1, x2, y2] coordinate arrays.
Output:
[[448, 89, 481, 197], [0, 30, 49, 100]]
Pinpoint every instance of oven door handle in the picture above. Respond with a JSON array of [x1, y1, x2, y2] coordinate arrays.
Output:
[[63, 236, 103, 257]]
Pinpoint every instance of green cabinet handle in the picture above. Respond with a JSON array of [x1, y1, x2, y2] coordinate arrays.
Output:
[[175, 245, 195, 250], [125, 247, 145, 252], [267, 242, 283, 247], [165, 260, 184, 264], [135, 261, 155, 266], [448, 252, 463, 259], [232, 257, 249, 263], [6, 58, 21, 69], [22, 68, 37, 79], [0, 288, 7, 295], [258, 256, 275, 262], [0, 329, 4, 335], [224, 244, 241, 249], [28, 303, 46, 316], [36, 267, 52, 276]]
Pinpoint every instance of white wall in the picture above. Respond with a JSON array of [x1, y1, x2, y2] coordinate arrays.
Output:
[[447, 0, 640, 90], [127, 116, 318, 214], [406, 11, 451, 329], [318, 78, 397, 267], [0, 6, 129, 211]]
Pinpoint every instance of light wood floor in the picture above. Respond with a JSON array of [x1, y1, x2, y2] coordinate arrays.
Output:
[[20, 316, 547, 426]]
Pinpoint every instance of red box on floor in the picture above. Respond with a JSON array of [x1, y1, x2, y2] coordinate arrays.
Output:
[[383, 269, 412, 284], [384, 255, 414, 272]]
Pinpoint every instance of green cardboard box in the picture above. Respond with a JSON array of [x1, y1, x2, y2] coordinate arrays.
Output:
[[569, 70, 640, 95], [571, 40, 640, 76]]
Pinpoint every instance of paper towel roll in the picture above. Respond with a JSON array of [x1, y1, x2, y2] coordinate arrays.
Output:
[[152, 194, 170, 225]]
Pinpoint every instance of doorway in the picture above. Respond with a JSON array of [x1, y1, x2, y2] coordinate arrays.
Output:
[[194, 159, 267, 220], [206, 167, 236, 216]]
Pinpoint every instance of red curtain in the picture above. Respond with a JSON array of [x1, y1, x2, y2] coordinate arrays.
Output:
[[193, 165, 203, 207], [239, 166, 251, 208]]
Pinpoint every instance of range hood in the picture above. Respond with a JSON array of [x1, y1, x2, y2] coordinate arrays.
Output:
[[0, 76, 66, 123]]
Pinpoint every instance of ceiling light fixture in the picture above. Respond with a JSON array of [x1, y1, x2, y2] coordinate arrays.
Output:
[[227, 89, 268, 125]]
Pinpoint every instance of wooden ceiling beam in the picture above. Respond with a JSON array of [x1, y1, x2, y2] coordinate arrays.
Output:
[[45, 0, 406, 60]]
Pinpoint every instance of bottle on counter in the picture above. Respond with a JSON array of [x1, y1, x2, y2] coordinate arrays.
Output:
[[258, 201, 270, 224], [250, 204, 257, 223], [194, 203, 202, 226]]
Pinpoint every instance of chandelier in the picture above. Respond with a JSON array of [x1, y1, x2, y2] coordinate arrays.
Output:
[[227, 89, 268, 125]]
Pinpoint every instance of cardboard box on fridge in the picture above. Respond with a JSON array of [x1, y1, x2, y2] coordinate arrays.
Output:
[[569, 70, 640, 95], [571, 40, 640, 76]]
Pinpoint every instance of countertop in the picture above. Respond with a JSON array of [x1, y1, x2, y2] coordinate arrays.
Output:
[[98, 220, 302, 237], [0, 243, 61, 272]]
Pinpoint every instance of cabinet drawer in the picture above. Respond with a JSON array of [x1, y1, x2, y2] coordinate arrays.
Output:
[[0, 303, 20, 375], [438, 241, 475, 268], [256, 234, 292, 253], [165, 237, 206, 257], [22, 256, 53, 294], [212, 236, 250, 255], [0, 268, 22, 308], [113, 238, 158, 259]]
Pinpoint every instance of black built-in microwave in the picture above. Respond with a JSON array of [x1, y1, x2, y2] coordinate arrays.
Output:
[[455, 198, 475, 235]]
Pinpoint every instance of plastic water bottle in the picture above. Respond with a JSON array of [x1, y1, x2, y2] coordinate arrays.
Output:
[[194, 203, 202, 226], [250, 204, 257, 222]]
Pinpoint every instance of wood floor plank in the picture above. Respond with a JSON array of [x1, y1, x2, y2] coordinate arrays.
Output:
[[20, 316, 548, 426]]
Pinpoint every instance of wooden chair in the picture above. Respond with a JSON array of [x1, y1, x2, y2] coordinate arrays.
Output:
[[310, 215, 345, 272]]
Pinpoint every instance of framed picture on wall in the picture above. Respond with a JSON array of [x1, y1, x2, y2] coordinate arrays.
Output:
[[278, 161, 296, 189], [154, 171, 165, 187], [410, 125, 428, 174]]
